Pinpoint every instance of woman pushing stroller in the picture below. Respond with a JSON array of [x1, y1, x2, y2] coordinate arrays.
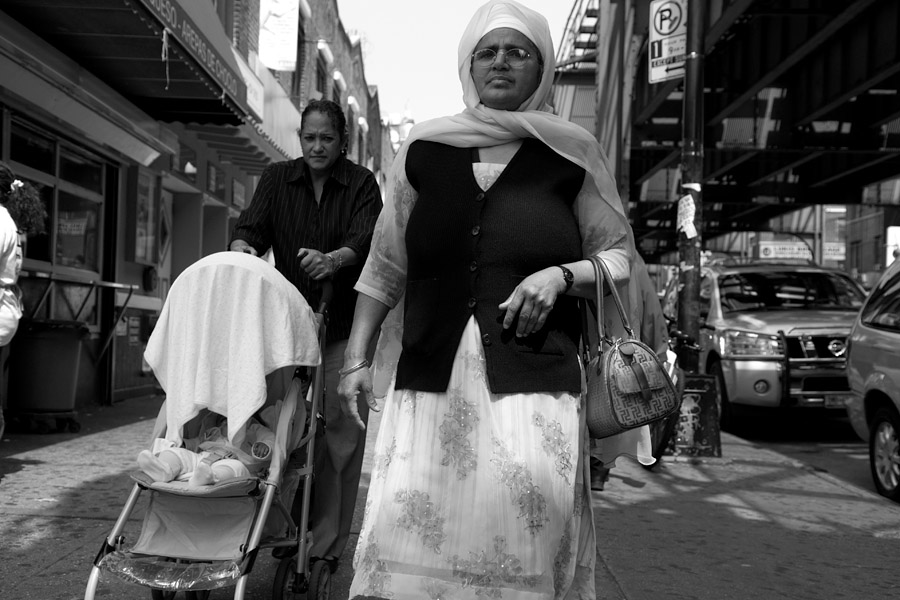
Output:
[[230, 98, 382, 571]]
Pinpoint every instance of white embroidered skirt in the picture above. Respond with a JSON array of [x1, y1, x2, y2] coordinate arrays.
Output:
[[349, 318, 596, 600]]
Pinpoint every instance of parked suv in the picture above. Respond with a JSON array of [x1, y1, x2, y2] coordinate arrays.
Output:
[[846, 258, 900, 502], [661, 260, 867, 429]]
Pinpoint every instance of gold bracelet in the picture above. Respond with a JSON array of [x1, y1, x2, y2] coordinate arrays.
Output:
[[338, 359, 369, 377]]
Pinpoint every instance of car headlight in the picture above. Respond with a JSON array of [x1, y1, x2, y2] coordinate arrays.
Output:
[[722, 330, 784, 357]]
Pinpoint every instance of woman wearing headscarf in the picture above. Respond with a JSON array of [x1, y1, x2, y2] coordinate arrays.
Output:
[[338, 1, 652, 597]]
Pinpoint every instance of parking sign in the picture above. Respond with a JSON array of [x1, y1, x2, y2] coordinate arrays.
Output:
[[649, 0, 687, 84]]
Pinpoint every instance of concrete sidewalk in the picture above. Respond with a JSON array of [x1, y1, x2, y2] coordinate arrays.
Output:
[[1, 396, 900, 599], [591, 436, 900, 599]]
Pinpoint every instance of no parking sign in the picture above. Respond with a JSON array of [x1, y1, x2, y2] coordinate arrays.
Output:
[[649, 0, 687, 84]]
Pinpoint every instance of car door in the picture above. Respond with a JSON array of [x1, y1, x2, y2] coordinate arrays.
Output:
[[850, 261, 900, 500], [854, 263, 900, 407]]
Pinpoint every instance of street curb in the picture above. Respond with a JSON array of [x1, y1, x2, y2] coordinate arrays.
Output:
[[665, 432, 886, 503], [797, 463, 887, 501]]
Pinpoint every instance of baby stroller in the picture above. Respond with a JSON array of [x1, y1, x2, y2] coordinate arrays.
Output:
[[84, 252, 333, 599]]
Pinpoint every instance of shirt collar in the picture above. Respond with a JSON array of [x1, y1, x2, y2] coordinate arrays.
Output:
[[286, 155, 351, 187]]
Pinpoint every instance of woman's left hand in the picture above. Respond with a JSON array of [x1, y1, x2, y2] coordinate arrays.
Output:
[[337, 367, 379, 430], [297, 248, 332, 280], [499, 267, 566, 337]]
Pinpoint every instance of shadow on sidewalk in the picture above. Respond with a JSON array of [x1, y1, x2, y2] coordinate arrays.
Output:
[[0, 395, 164, 459], [593, 444, 900, 600]]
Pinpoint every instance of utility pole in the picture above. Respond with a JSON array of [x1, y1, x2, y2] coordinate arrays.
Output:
[[676, 0, 705, 374], [672, 0, 721, 458]]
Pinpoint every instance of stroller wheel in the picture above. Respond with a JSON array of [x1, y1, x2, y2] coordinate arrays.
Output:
[[308, 559, 332, 600], [273, 557, 332, 599], [273, 557, 303, 599]]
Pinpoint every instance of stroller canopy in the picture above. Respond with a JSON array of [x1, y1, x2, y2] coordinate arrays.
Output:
[[145, 252, 321, 446]]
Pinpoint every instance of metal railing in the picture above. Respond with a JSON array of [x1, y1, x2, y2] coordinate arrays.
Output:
[[21, 270, 140, 362], [556, 0, 599, 68]]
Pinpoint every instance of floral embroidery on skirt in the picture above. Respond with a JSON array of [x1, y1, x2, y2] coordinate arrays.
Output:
[[349, 318, 596, 600]]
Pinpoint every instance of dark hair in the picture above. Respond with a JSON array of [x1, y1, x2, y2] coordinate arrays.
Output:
[[300, 99, 348, 151], [0, 161, 47, 235]]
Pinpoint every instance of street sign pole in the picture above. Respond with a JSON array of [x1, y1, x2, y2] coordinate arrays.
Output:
[[674, 0, 721, 458], [676, 0, 705, 374]]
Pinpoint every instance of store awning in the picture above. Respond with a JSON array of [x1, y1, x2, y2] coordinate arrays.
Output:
[[186, 123, 291, 176], [1, 0, 249, 125]]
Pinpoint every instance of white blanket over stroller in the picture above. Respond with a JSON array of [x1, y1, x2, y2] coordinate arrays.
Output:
[[144, 251, 321, 448]]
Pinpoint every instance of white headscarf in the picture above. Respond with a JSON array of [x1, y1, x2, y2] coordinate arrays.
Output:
[[389, 0, 632, 256], [368, 0, 640, 398]]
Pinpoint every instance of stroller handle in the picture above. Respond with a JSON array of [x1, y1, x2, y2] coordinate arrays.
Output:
[[317, 279, 334, 315]]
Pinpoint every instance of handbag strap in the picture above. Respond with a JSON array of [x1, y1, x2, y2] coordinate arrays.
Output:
[[580, 297, 594, 364], [590, 255, 635, 341], [580, 259, 607, 362], [589, 256, 606, 348], [591, 256, 657, 401]]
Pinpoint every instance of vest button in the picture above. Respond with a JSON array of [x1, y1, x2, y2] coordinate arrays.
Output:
[[468, 297, 477, 308], [482, 333, 492, 346], [475, 192, 485, 202], [471, 225, 480, 236], [469, 261, 478, 272]]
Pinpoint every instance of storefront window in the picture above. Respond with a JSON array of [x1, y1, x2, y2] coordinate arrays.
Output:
[[22, 183, 53, 263], [10, 119, 54, 174], [3, 109, 111, 327], [56, 191, 100, 271], [60, 147, 103, 194]]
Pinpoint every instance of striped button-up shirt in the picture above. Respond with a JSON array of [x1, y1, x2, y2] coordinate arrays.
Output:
[[230, 156, 382, 342]]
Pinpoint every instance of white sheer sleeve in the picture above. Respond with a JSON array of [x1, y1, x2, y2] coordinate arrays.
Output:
[[573, 172, 647, 345], [355, 164, 418, 308], [573, 174, 633, 281], [357, 163, 419, 399]]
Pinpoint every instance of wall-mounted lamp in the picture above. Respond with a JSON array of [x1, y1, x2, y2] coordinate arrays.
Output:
[[317, 40, 334, 66], [334, 71, 348, 92]]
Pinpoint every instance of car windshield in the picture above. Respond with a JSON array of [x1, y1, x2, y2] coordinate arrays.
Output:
[[717, 271, 866, 314]]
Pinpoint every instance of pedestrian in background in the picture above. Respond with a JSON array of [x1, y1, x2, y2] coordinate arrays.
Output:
[[0, 160, 47, 440], [336, 1, 650, 597], [229, 99, 382, 572]]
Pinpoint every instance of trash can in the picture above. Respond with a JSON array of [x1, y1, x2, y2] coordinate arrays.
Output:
[[6, 319, 88, 433]]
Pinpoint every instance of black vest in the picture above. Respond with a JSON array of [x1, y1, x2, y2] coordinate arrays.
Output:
[[397, 139, 585, 394]]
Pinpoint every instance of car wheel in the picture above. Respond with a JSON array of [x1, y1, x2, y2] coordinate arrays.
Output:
[[709, 360, 733, 431], [869, 407, 900, 502]]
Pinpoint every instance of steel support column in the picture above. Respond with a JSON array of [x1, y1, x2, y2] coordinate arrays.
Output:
[[677, 0, 705, 374]]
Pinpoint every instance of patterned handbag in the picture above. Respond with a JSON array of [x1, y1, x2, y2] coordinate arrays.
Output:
[[582, 256, 679, 439]]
